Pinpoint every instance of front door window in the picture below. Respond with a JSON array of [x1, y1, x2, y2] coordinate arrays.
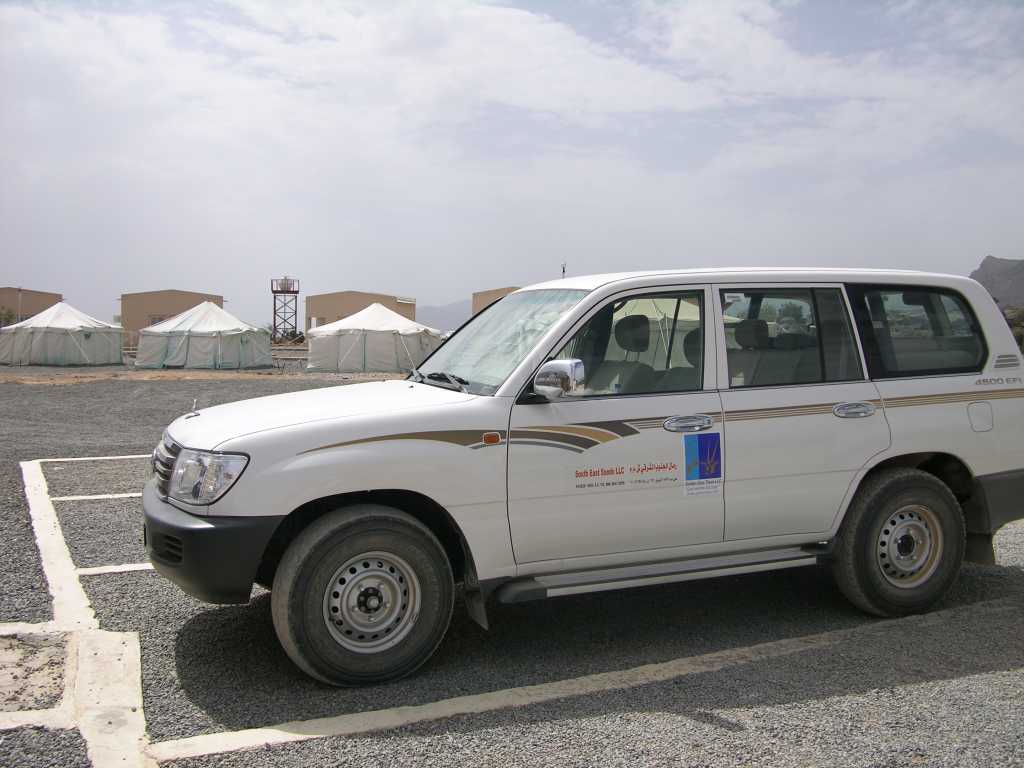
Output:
[[553, 291, 704, 396]]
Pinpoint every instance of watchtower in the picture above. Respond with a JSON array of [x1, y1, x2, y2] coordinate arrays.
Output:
[[271, 277, 300, 341]]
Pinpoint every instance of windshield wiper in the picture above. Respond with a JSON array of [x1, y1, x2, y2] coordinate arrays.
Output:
[[429, 371, 469, 392], [408, 368, 469, 393]]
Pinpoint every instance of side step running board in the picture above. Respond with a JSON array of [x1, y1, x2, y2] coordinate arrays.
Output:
[[495, 547, 818, 604]]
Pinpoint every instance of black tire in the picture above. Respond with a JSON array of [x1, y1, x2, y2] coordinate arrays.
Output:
[[832, 468, 965, 617], [271, 505, 454, 686]]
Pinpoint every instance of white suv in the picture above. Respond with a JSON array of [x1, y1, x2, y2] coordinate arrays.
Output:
[[144, 269, 1024, 685]]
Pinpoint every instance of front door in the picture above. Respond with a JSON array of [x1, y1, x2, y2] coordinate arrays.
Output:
[[714, 284, 891, 540], [507, 287, 725, 564]]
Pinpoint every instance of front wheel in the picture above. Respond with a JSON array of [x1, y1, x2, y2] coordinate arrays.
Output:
[[271, 505, 454, 686], [832, 468, 965, 617]]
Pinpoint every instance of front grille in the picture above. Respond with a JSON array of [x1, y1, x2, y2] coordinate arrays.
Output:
[[153, 434, 181, 497]]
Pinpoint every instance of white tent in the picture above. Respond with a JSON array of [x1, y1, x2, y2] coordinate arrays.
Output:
[[307, 303, 442, 372], [0, 302, 123, 366], [135, 302, 272, 369]]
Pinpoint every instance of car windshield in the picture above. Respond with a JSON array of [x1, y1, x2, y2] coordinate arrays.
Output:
[[417, 289, 588, 395]]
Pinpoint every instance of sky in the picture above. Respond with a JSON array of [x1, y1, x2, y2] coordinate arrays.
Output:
[[2, 0, 1023, 326]]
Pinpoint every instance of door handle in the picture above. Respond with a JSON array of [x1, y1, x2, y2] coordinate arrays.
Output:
[[663, 414, 714, 433], [833, 401, 876, 419]]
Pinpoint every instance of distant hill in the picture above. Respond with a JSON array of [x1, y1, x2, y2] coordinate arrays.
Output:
[[417, 299, 471, 333], [970, 255, 1024, 307]]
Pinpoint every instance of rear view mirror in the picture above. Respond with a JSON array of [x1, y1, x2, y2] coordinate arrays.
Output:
[[533, 359, 585, 401]]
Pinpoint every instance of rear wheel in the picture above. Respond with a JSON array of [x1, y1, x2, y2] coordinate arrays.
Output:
[[832, 468, 965, 617], [271, 505, 454, 685]]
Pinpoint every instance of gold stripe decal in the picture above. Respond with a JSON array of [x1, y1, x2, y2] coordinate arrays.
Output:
[[299, 387, 1023, 455], [299, 430, 507, 455]]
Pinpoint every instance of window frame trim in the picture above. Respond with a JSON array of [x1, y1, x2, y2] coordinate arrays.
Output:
[[514, 284, 716, 402], [712, 282, 869, 391], [845, 283, 990, 380]]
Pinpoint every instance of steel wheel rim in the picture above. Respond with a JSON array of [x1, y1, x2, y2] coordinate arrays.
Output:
[[322, 551, 421, 654], [876, 504, 943, 588]]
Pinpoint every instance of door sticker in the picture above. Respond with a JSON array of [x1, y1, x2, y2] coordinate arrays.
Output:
[[684, 433, 723, 496]]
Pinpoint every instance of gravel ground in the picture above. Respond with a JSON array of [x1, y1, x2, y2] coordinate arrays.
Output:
[[0, 727, 90, 768], [44, 458, 151, 498], [55, 498, 146, 568], [0, 634, 65, 711], [2, 375, 1022, 767], [0, 377, 346, 623], [165, 669, 1024, 768], [85, 539, 1023, 745], [160, 527, 1024, 767]]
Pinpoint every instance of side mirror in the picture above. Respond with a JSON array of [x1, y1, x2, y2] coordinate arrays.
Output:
[[533, 359, 585, 401]]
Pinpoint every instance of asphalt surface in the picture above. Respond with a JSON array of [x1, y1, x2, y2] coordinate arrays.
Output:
[[0, 727, 90, 768], [2, 374, 1023, 766]]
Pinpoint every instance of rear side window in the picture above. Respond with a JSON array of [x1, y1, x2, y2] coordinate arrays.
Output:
[[721, 288, 862, 388], [846, 285, 987, 378]]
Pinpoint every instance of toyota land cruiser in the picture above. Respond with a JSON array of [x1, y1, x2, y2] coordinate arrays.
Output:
[[144, 269, 1024, 685]]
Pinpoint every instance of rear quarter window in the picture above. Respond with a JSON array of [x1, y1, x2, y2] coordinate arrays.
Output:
[[846, 285, 987, 378]]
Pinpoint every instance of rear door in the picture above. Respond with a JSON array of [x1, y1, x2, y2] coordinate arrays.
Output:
[[846, 283, 1011, 481], [715, 284, 891, 540], [507, 286, 725, 564]]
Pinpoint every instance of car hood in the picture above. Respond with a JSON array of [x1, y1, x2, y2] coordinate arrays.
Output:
[[165, 379, 475, 450]]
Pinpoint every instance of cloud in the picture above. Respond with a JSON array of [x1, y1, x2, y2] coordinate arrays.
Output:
[[1, 0, 1022, 323]]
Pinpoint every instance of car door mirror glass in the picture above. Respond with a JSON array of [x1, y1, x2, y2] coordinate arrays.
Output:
[[533, 359, 585, 400]]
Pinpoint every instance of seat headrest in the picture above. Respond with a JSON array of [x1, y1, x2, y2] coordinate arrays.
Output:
[[614, 315, 650, 353], [683, 328, 702, 368], [735, 319, 769, 350]]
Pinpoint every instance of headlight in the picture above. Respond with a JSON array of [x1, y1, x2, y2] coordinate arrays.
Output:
[[169, 449, 248, 505]]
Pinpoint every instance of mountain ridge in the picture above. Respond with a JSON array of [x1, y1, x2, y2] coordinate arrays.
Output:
[[970, 255, 1024, 307]]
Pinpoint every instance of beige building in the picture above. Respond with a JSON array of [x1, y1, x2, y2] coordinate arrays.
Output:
[[471, 286, 519, 315], [120, 289, 224, 347], [306, 290, 415, 332], [0, 287, 63, 325]]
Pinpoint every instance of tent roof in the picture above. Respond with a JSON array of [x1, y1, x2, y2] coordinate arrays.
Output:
[[2, 301, 120, 331], [309, 303, 440, 336], [141, 301, 264, 335]]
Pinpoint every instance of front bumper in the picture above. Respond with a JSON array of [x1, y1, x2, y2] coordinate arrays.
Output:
[[143, 480, 284, 604]]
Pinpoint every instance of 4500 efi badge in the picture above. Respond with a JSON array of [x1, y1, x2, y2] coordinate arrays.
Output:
[[144, 269, 1024, 685]]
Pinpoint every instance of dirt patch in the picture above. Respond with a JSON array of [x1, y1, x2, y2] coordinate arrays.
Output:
[[0, 634, 66, 711]]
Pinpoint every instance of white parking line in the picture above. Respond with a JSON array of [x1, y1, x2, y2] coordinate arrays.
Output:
[[0, 621, 60, 636], [76, 630, 154, 768], [78, 563, 153, 576], [39, 454, 150, 463], [20, 461, 97, 631], [51, 492, 144, 502], [18, 458, 155, 768]]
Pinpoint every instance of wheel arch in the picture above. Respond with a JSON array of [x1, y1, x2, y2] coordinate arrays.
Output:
[[850, 451, 994, 563], [256, 489, 471, 591]]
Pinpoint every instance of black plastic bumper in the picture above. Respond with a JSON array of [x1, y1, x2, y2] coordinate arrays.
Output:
[[143, 480, 284, 604], [969, 469, 1024, 534]]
